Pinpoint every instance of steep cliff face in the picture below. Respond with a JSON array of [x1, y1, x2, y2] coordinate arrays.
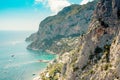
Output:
[[38, 0, 120, 80], [26, 1, 98, 53]]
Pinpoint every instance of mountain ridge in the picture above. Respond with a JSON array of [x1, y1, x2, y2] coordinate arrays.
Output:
[[26, 1, 98, 54]]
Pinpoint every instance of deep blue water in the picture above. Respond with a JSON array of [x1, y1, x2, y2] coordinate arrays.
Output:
[[0, 31, 56, 80]]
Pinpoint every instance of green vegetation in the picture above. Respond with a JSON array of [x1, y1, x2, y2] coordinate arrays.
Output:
[[103, 44, 111, 62], [49, 63, 63, 76], [88, 69, 95, 74], [101, 63, 112, 71], [69, 47, 81, 68], [41, 63, 63, 80]]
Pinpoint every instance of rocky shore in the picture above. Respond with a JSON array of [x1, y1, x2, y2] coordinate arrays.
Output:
[[36, 0, 120, 80]]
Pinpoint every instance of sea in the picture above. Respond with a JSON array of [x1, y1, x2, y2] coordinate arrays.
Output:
[[0, 31, 56, 80]]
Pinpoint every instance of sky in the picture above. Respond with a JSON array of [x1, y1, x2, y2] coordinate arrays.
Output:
[[0, 0, 94, 31]]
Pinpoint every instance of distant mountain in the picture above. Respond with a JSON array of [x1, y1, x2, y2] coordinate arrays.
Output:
[[38, 0, 120, 80], [26, 1, 98, 53]]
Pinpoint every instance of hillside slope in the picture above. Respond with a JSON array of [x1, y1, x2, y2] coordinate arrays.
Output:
[[38, 0, 120, 80], [26, 1, 98, 54]]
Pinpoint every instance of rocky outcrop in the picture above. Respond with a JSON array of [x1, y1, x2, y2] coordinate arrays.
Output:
[[26, 1, 98, 53], [38, 0, 120, 80]]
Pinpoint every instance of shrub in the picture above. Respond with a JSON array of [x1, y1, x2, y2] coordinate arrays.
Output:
[[104, 44, 111, 62], [89, 69, 95, 74], [48, 63, 63, 79], [94, 46, 103, 53], [73, 66, 79, 72]]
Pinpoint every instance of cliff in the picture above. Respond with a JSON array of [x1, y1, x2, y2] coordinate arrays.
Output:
[[38, 0, 120, 80], [26, 1, 98, 54]]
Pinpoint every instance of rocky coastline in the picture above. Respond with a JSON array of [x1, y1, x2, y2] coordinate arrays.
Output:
[[34, 0, 120, 80]]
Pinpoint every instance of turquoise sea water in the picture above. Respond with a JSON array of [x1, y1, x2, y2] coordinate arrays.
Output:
[[0, 31, 56, 80]]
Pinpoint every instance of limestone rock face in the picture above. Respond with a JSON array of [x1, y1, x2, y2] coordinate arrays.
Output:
[[26, 1, 98, 53], [38, 0, 120, 80]]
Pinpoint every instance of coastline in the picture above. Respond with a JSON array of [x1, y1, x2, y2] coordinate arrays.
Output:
[[27, 47, 57, 55], [33, 60, 55, 80], [33, 76, 41, 80], [45, 50, 56, 54]]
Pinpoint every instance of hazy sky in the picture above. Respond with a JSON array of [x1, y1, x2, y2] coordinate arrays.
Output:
[[0, 0, 93, 31]]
